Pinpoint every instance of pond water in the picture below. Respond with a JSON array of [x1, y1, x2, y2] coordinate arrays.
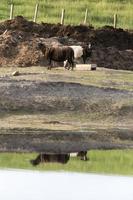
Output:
[[0, 169, 133, 200]]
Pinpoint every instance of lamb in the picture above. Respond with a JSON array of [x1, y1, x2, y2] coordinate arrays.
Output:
[[64, 43, 92, 67]]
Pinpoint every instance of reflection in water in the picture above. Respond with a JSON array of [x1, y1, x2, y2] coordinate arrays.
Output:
[[0, 169, 133, 200]]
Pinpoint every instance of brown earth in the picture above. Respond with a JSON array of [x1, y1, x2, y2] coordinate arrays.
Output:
[[0, 16, 133, 70], [0, 76, 132, 152], [0, 78, 132, 114]]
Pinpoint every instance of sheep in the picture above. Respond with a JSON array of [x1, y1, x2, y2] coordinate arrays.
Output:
[[30, 151, 88, 166], [70, 151, 88, 161], [64, 43, 92, 68], [38, 43, 74, 70], [77, 151, 88, 161], [30, 153, 70, 166]]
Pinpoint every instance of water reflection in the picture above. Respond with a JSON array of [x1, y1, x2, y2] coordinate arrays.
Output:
[[0, 169, 133, 200]]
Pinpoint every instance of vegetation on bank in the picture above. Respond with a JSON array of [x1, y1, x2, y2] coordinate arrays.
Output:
[[0, 0, 132, 29], [0, 150, 133, 175]]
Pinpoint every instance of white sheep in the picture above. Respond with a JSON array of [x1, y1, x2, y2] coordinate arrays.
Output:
[[64, 43, 92, 68]]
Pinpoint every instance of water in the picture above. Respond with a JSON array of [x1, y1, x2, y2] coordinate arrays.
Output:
[[0, 169, 133, 200]]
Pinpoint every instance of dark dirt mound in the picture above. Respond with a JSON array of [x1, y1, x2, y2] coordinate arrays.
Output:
[[91, 47, 133, 70], [0, 16, 133, 70], [1, 16, 132, 49]]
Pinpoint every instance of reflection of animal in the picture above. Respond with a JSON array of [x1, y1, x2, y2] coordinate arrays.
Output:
[[30, 153, 70, 166], [38, 43, 74, 70], [70, 151, 88, 161], [77, 151, 88, 161], [64, 43, 92, 67]]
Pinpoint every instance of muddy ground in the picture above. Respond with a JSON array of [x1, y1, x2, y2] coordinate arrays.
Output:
[[0, 77, 132, 113], [0, 16, 133, 70], [0, 67, 133, 152]]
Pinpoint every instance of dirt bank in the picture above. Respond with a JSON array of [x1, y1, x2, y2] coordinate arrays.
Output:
[[0, 78, 132, 116], [0, 68, 132, 152], [0, 16, 133, 70], [0, 128, 133, 153]]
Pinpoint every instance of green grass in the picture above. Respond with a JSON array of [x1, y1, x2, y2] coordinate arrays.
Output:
[[0, 150, 133, 175], [0, 0, 132, 29]]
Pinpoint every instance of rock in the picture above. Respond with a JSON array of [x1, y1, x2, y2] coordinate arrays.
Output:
[[12, 71, 20, 76]]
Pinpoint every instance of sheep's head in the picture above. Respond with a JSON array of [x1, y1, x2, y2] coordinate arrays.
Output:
[[88, 43, 92, 49], [38, 42, 46, 53], [83, 43, 92, 57]]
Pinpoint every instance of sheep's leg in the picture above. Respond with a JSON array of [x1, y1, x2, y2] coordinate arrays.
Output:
[[82, 55, 86, 64], [64, 60, 69, 69], [48, 59, 52, 70], [47, 60, 50, 70], [71, 61, 74, 70], [30, 154, 42, 166], [67, 59, 73, 70], [67, 63, 71, 70], [70, 60, 74, 70], [84, 155, 88, 161]]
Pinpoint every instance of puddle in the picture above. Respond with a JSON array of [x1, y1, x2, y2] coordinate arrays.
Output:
[[0, 169, 133, 200]]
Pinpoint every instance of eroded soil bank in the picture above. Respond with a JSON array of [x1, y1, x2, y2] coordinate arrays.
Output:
[[0, 77, 132, 114]]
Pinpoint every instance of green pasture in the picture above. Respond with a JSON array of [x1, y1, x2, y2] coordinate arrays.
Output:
[[0, 150, 133, 175], [0, 0, 133, 29]]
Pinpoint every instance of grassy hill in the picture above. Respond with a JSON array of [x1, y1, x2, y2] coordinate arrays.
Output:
[[0, 0, 133, 29]]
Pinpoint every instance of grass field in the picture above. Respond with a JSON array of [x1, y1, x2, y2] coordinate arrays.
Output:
[[0, 150, 133, 175], [0, 0, 133, 29]]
